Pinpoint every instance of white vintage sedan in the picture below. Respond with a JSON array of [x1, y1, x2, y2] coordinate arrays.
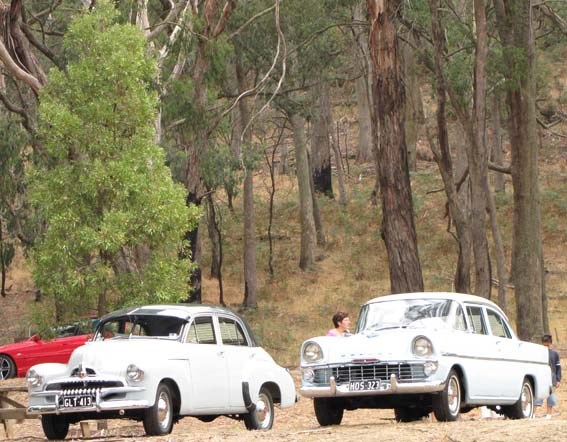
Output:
[[27, 304, 296, 440], [300, 292, 552, 424]]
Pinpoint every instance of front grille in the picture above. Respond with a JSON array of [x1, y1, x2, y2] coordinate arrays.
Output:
[[312, 362, 426, 385], [46, 379, 124, 391]]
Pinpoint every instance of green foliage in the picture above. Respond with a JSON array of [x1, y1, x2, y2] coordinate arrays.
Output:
[[29, 0, 199, 310], [201, 144, 242, 194]]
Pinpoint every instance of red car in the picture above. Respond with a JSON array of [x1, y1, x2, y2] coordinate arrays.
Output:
[[0, 320, 95, 380]]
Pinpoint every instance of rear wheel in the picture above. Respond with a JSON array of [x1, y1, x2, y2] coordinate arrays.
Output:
[[503, 378, 534, 419], [433, 369, 461, 422], [244, 387, 274, 430], [0, 354, 16, 380], [143, 382, 174, 436], [314, 398, 344, 426], [41, 415, 70, 440]]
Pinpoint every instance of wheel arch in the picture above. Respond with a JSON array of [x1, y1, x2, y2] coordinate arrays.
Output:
[[448, 364, 467, 404], [260, 381, 281, 405], [160, 377, 181, 416], [523, 374, 535, 392]]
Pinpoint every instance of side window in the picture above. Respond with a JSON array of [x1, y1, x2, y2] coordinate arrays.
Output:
[[186, 316, 216, 344], [453, 305, 467, 331], [219, 317, 249, 346], [466, 306, 487, 335], [487, 310, 511, 338]]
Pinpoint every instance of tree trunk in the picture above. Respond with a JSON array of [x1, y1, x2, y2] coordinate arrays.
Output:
[[206, 196, 220, 279], [290, 112, 316, 270], [367, 0, 424, 293], [491, 91, 506, 193], [426, 0, 472, 293], [234, 55, 258, 308], [403, 40, 419, 172], [311, 82, 334, 198], [468, 0, 491, 298], [352, 2, 373, 163], [487, 186, 508, 312], [308, 153, 326, 246], [494, 0, 545, 341]]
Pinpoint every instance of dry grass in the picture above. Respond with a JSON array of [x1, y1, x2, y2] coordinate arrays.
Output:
[[2, 156, 566, 368]]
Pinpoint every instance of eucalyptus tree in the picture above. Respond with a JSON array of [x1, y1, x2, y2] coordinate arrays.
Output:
[[0, 118, 30, 296], [29, 1, 198, 315], [494, 0, 545, 341], [232, 0, 356, 270], [367, 0, 424, 293]]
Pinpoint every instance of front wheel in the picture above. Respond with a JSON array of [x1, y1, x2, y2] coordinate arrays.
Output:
[[244, 387, 274, 430], [0, 354, 16, 380], [143, 382, 174, 436], [503, 378, 534, 419], [314, 397, 344, 426], [41, 415, 70, 440], [433, 369, 461, 422]]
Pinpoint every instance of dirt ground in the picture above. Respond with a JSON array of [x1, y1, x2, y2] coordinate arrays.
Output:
[[2, 370, 566, 442]]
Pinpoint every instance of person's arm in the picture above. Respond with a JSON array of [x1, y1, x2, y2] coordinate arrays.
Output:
[[556, 351, 562, 384]]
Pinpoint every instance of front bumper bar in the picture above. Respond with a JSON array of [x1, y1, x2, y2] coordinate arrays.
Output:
[[300, 374, 445, 398], [27, 386, 148, 415]]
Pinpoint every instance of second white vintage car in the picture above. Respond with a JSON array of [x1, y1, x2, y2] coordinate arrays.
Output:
[[27, 304, 296, 440], [300, 292, 552, 424]]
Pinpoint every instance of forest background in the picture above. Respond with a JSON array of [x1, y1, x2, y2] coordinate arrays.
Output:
[[0, 0, 567, 367]]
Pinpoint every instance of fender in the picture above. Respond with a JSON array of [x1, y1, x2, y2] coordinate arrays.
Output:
[[242, 382, 256, 412]]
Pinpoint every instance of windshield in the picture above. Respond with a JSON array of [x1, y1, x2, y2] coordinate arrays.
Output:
[[356, 299, 456, 335], [94, 315, 186, 341]]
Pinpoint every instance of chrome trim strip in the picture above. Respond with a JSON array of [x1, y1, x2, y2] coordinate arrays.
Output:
[[300, 374, 445, 398], [440, 353, 549, 366]]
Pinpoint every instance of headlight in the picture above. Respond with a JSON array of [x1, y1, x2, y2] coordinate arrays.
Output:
[[302, 368, 315, 382], [412, 336, 433, 357], [26, 369, 44, 388], [423, 361, 438, 376], [126, 364, 144, 383], [303, 342, 323, 363]]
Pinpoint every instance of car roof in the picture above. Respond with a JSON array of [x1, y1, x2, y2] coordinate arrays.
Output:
[[364, 292, 506, 316], [99, 304, 239, 322]]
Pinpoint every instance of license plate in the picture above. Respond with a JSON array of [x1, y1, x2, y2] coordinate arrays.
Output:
[[59, 395, 95, 409], [348, 380, 381, 391]]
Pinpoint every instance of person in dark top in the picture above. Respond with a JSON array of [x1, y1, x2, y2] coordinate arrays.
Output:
[[539, 334, 562, 418]]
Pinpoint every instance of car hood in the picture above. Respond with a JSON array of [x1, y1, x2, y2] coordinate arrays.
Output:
[[0, 337, 39, 354], [67, 339, 182, 373], [303, 329, 438, 364]]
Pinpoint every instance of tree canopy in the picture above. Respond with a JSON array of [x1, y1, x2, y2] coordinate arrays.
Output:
[[28, 1, 199, 312]]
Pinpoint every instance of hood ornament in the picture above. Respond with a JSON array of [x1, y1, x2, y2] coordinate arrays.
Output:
[[78, 363, 88, 378]]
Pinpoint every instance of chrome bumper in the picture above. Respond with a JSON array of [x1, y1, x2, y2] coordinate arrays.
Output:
[[300, 374, 445, 398], [27, 386, 148, 415]]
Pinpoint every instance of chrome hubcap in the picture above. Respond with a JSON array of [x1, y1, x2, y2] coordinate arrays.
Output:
[[256, 393, 271, 428], [447, 376, 460, 414], [521, 383, 533, 417], [157, 391, 171, 429]]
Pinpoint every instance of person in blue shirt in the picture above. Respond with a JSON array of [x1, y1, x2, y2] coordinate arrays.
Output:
[[537, 334, 562, 418]]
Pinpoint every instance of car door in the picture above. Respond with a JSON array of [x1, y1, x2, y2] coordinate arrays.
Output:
[[20, 336, 66, 370], [484, 308, 523, 400], [185, 315, 230, 410], [459, 304, 501, 400], [217, 315, 255, 409]]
